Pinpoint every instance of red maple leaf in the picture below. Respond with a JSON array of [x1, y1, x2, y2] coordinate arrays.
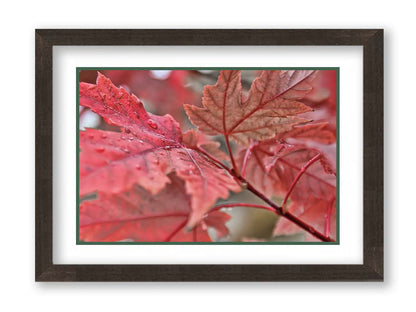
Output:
[[237, 141, 336, 201], [80, 70, 198, 122], [80, 173, 231, 242], [79, 73, 240, 228], [184, 70, 315, 145], [237, 139, 336, 240]]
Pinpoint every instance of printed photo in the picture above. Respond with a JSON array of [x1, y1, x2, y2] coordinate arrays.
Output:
[[78, 69, 338, 243]]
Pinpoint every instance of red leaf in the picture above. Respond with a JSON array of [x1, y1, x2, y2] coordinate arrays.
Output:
[[82, 70, 199, 122], [80, 174, 231, 242], [184, 70, 315, 145], [237, 141, 336, 201], [238, 138, 336, 241], [301, 70, 337, 138], [319, 153, 336, 175], [305, 70, 337, 111], [276, 122, 336, 145], [79, 72, 181, 142], [79, 73, 240, 228], [182, 129, 230, 161], [274, 196, 336, 241]]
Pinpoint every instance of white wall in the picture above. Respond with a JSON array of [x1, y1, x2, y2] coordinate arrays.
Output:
[[0, 1, 410, 311]]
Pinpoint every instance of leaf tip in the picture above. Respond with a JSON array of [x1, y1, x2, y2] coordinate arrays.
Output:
[[96, 71, 105, 81]]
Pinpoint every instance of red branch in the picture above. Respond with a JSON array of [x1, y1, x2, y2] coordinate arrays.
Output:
[[206, 182, 334, 242], [242, 177, 334, 242], [200, 137, 333, 242]]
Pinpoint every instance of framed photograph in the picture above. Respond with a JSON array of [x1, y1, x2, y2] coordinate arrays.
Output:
[[36, 29, 383, 281]]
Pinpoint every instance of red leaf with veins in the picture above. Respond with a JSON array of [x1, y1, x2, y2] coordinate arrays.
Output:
[[79, 72, 181, 141], [182, 129, 230, 161], [79, 73, 240, 228], [237, 140, 336, 201], [81, 70, 198, 122], [80, 174, 230, 242], [184, 70, 315, 145], [274, 196, 336, 241], [276, 122, 335, 145], [302, 70, 337, 138], [238, 139, 336, 241]]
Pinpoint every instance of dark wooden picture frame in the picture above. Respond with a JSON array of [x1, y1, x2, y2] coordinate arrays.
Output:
[[35, 29, 383, 281]]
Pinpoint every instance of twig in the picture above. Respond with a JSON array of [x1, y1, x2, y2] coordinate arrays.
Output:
[[200, 139, 333, 242], [241, 176, 334, 242]]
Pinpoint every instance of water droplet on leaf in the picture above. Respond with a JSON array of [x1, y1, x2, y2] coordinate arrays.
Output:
[[147, 119, 158, 129]]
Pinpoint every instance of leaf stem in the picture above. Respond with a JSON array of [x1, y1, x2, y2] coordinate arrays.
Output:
[[241, 141, 256, 178], [224, 135, 239, 175], [281, 153, 322, 210], [197, 147, 234, 176]]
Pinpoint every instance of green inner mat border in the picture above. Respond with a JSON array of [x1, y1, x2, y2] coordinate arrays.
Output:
[[76, 67, 340, 245]]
